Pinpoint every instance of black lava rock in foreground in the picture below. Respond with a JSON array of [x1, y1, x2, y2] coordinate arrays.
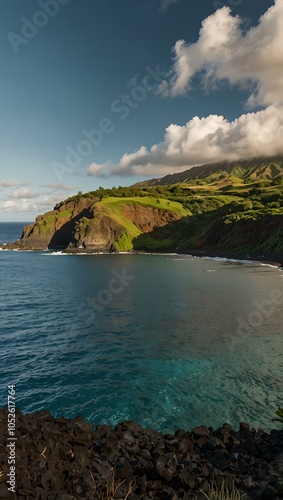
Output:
[[0, 408, 283, 499]]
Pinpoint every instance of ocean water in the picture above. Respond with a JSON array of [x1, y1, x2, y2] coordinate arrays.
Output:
[[0, 222, 282, 433], [0, 222, 30, 244]]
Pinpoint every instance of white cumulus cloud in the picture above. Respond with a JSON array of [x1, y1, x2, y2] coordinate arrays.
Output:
[[87, 105, 283, 177], [0, 193, 72, 214], [11, 189, 38, 199], [159, 0, 283, 107], [87, 162, 113, 178], [3, 201, 17, 209], [86, 1, 283, 178], [0, 200, 38, 213]]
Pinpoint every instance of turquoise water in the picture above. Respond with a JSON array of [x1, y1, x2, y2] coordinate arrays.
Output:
[[0, 224, 282, 433]]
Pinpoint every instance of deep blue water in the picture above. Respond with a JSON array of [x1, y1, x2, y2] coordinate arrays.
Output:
[[0, 223, 282, 433], [0, 222, 31, 244]]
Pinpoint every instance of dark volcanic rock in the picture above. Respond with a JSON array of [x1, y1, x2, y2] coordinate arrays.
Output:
[[0, 407, 283, 499]]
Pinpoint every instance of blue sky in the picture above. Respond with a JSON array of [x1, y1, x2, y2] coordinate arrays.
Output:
[[0, 0, 282, 221]]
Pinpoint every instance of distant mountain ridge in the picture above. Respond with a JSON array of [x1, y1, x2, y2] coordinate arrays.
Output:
[[134, 156, 283, 187]]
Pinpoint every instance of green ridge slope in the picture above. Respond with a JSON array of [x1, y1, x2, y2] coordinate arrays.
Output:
[[14, 157, 283, 258]]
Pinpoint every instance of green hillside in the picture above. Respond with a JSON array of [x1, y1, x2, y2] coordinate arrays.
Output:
[[93, 197, 190, 251], [134, 157, 283, 188], [47, 157, 283, 258]]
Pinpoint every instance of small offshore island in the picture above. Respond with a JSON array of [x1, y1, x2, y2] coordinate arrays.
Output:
[[1, 158, 283, 265]]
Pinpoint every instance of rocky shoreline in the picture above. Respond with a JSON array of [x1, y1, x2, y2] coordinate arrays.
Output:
[[0, 241, 282, 270], [0, 408, 282, 499]]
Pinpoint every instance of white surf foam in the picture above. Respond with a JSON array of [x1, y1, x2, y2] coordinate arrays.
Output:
[[259, 263, 280, 269], [41, 251, 67, 256]]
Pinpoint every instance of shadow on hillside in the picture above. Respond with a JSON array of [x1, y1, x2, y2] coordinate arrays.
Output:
[[131, 204, 283, 255], [131, 213, 205, 251], [48, 209, 92, 249]]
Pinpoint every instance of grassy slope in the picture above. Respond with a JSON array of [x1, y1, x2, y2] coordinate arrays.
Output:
[[82, 197, 191, 251], [52, 159, 283, 255], [136, 158, 283, 187], [98, 196, 189, 215], [33, 209, 73, 234]]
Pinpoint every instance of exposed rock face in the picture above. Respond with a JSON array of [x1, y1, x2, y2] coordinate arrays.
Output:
[[122, 204, 181, 233], [1, 407, 282, 499], [14, 199, 183, 252], [2, 193, 281, 258], [70, 215, 123, 252], [18, 198, 97, 250]]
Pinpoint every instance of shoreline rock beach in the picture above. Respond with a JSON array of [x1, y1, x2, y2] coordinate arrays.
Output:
[[0, 408, 282, 499], [0, 241, 282, 270]]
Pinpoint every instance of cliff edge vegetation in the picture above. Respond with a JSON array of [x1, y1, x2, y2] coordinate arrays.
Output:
[[3, 157, 283, 259]]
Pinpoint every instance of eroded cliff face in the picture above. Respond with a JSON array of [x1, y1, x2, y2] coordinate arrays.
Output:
[[70, 215, 123, 252], [121, 204, 180, 233], [4, 196, 282, 258], [17, 198, 97, 250], [15, 199, 183, 252]]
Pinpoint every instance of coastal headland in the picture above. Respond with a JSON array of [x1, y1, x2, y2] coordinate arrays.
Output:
[[1, 158, 283, 265]]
